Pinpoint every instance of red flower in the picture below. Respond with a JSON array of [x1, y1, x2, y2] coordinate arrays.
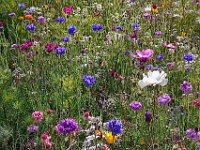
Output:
[[193, 99, 200, 107], [63, 6, 73, 14]]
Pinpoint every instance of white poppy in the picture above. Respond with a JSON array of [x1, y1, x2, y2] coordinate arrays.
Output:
[[138, 70, 168, 88]]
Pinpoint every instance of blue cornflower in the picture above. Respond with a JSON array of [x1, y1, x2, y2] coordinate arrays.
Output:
[[18, 3, 26, 9], [92, 24, 103, 31], [62, 37, 70, 43], [56, 46, 66, 55], [26, 24, 36, 31], [68, 25, 77, 35], [157, 54, 165, 60], [132, 23, 140, 31], [56, 16, 65, 23], [107, 118, 123, 135], [116, 25, 123, 30], [82, 75, 96, 87], [184, 53, 193, 61]]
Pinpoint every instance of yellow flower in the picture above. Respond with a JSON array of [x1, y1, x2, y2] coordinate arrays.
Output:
[[18, 16, 24, 21], [43, 5, 48, 10], [140, 138, 145, 145], [103, 131, 119, 144], [162, 0, 169, 8], [151, 8, 158, 13], [181, 32, 186, 37]]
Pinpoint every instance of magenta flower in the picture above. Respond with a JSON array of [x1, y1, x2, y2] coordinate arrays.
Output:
[[45, 43, 58, 53], [131, 49, 154, 62], [32, 111, 44, 122], [63, 6, 73, 14]]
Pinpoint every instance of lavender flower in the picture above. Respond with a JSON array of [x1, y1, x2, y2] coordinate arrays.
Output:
[[180, 81, 192, 94], [26, 24, 36, 31], [18, 3, 26, 9], [145, 111, 152, 123], [156, 54, 165, 60], [157, 94, 171, 105], [38, 16, 46, 24], [56, 46, 66, 55], [82, 75, 96, 87], [186, 128, 200, 141], [56, 16, 65, 23], [130, 101, 142, 110], [107, 118, 123, 135], [55, 118, 78, 134], [27, 124, 39, 133], [92, 24, 103, 31]]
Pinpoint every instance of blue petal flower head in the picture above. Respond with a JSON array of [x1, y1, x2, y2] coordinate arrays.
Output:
[[184, 53, 193, 61], [132, 23, 140, 31], [56, 16, 65, 23], [68, 25, 77, 35], [157, 54, 165, 60], [107, 118, 123, 135], [116, 25, 123, 30], [26, 24, 36, 31], [82, 75, 96, 87], [92, 24, 103, 31], [18, 3, 26, 9], [62, 37, 70, 43], [56, 46, 66, 55]]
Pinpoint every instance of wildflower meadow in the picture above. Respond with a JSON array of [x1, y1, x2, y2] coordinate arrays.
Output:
[[0, 0, 200, 149]]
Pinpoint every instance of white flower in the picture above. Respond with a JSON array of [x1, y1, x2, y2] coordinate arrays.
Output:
[[138, 70, 168, 88]]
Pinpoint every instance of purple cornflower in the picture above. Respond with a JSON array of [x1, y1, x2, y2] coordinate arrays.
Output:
[[156, 54, 165, 60], [26, 24, 36, 31], [8, 13, 16, 17], [166, 62, 175, 70], [145, 64, 153, 70], [27, 124, 39, 133], [56, 16, 65, 23], [38, 16, 46, 24], [186, 128, 200, 141], [130, 101, 142, 110], [68, 25, 77, 35], [132, 23, 140, 31], [18, 3, 26, 9], [92, 24, 103, 31], [145, 111, 152, 123], [184, 53, 194, 61], [107, 118, 123, 135], [62, 36, 70, 43], [157, 94, 171, 105], [155, 30, 162, 36], [55, 118, 78, 134], [56, 46, 66, 55], [82, 75, 96, 87], [116, 25, 123, 30], [180, 81, 192, 94]]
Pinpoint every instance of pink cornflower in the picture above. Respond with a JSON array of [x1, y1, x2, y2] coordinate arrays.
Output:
[[63, 6, 73, 14], [32, 111, 44, 122]]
